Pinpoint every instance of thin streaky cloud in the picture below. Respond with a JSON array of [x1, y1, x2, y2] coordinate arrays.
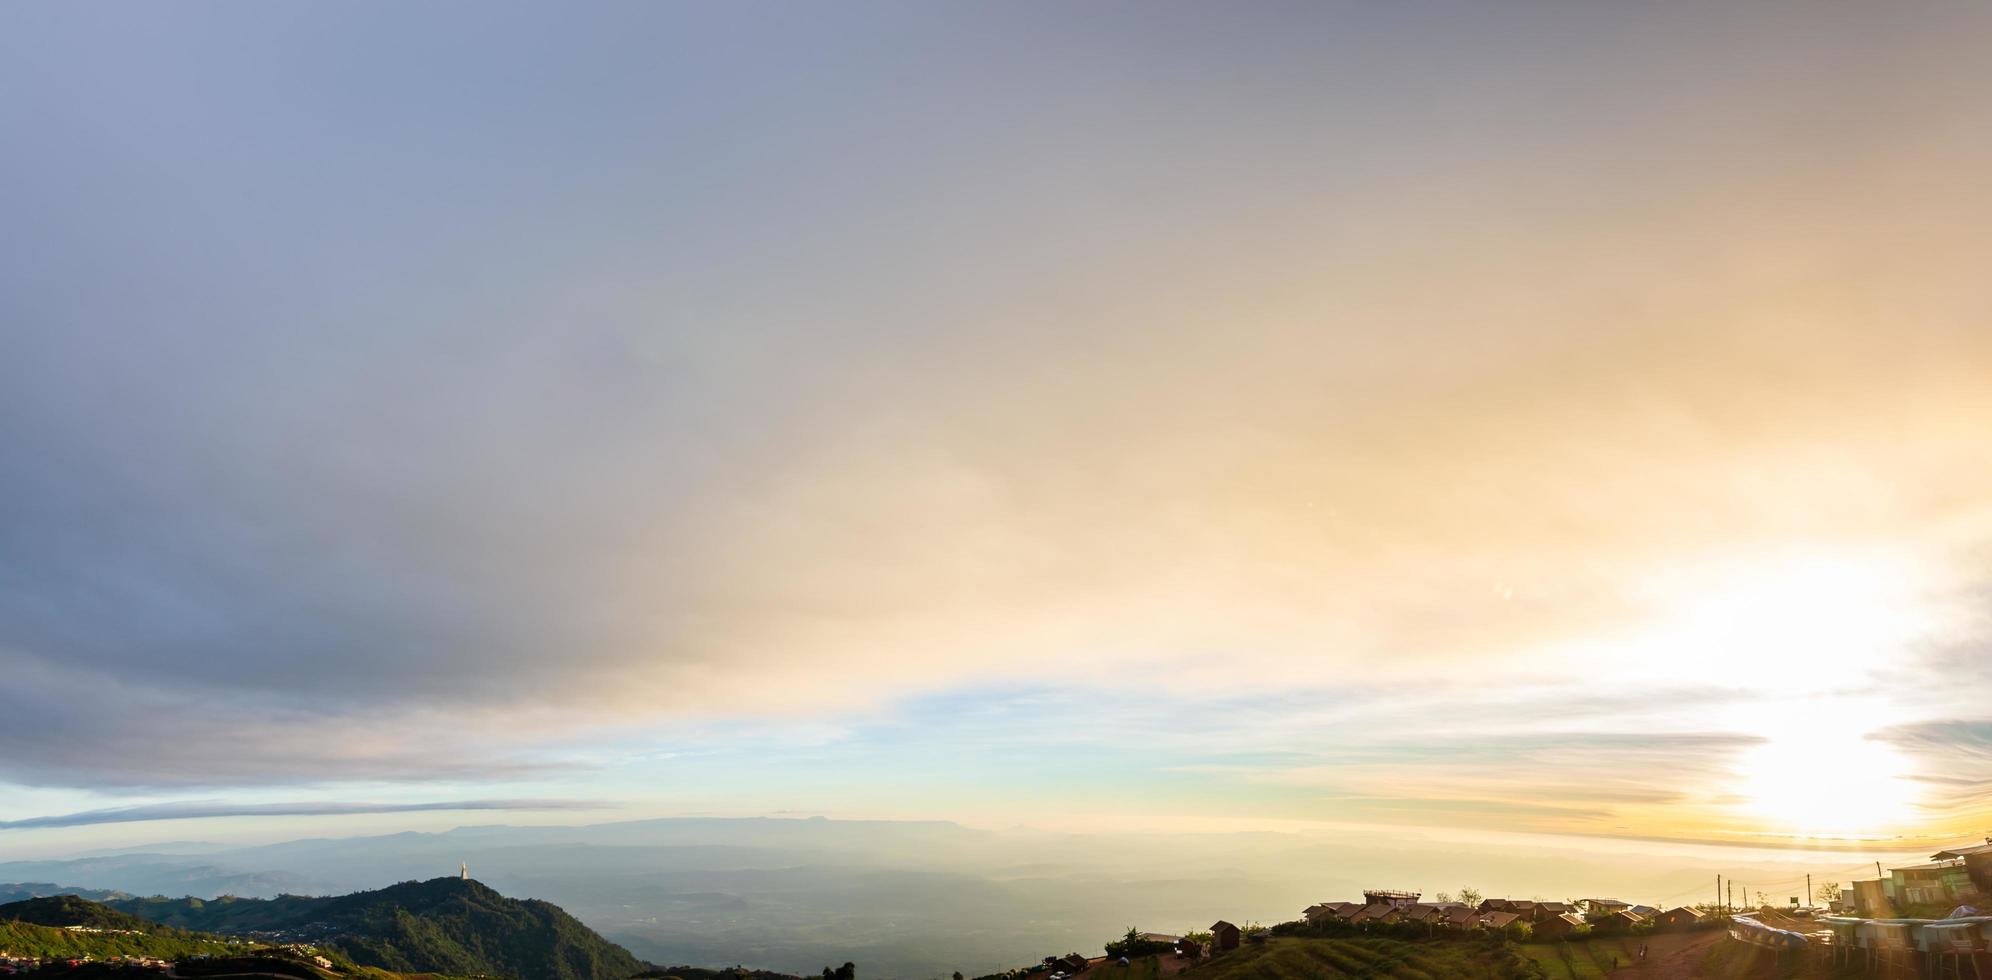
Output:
[[0, 799, 608, 831]]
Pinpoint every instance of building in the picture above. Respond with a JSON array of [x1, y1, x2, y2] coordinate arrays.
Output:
[[1580, 899, 1630, 916], [1930, 840, 1992, 897], [1350, 904, 1402, 926], [1536, 913, 1586, 939], [1590, 910, 1647, 933], [1889, 860, 1972, 906], [1849, 879, 1890, 917], [1397, 905, 1443, 924], [1304, 902, 1358, 924], [1363, 889, 1421, 906], [1476, 898, 1561, 921], [1210, 921, 1241, 952], [1441, 907, 1482, 931], [1654, 907, 1705, 929], [1479, 911, 1522, 931]]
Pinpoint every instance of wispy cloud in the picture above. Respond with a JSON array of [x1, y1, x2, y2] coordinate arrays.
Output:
[[0, 799, 607, 831]]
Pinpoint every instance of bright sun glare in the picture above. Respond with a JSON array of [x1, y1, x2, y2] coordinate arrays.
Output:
[[1625, 551, 1937, 837], [1734, 732, 1920, 838]]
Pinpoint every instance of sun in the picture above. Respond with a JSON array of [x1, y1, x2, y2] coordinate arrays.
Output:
[[1733, 731, 1920, 838]]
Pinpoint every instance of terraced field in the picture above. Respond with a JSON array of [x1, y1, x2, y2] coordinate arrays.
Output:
[[1516, 932, 1704, 979], [1088, 931, 1758, 980], [1150, 936, 1540, 980]]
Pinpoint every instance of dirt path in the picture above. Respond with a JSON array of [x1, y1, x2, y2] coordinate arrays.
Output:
[[1605, 930, 1725, 980]]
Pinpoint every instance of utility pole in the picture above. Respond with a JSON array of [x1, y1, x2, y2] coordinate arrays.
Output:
[[1807, 873, 1812, 910], [1716, 875, 1722, 913]]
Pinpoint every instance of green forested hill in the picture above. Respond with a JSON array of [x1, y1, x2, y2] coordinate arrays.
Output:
[[110, 878, 649, 980], [0, 884, 133, 906], [0, 895, 161, 933], [0, 917, 242, 961]]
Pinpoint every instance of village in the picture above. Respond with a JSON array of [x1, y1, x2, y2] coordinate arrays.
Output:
[[0, 936, 330, 978], [995, 839, 1992, 979]]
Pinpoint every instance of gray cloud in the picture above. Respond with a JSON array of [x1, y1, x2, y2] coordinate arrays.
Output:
[[0, 653, 581, 790], [1875, 719, 1992, 823], [0, 799, 606, 831]]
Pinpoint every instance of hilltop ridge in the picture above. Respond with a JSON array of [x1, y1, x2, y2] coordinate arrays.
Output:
[[0, 895, 159, 933], [109, 877, 649, 980]]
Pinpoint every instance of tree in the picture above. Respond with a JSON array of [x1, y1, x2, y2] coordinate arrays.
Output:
[[1815, 882, 1841, 906], [1435, 892, 1454, 904], [1458, 888, 1483, 908]]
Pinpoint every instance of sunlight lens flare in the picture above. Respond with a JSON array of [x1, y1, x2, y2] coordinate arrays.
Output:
[[1733, 733, 1920, 838]]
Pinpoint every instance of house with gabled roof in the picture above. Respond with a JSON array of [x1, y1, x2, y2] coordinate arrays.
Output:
[[1536, 912, 1586, 939], [1305, 902, 1359, 924], [1655, 907, 1705, 929], [1441, 907, 1482, 930], [1351, 904, 1402, 925]]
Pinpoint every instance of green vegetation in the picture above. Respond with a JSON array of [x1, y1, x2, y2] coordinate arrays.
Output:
[[110, 878, 648, 980], [0, 885, 131, 907], [0, 919, 241, 961], [1104, 929, 1175, 959], [1693, 940, 1858, 980], [0, 896, 163, 933], [1093, 958, 1166, 980], [1174, 935, 1545, 979], [630, 968, 808, 980]]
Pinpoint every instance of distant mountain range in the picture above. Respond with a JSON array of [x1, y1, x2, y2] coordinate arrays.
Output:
[[108, 877, 653, 980], [0, 881, 134, 905]]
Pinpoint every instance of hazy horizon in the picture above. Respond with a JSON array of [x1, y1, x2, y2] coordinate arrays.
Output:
[[0, 812, 1941, 975]]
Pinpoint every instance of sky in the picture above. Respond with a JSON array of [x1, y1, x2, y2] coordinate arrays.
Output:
[[2, 2, 1991, 861]]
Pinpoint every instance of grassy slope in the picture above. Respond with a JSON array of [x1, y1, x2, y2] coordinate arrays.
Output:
[[1136, 932, 1814, 980], [0, 897, 163, 933], [1156, 936, 1542, 980], [1691, 941, 1858, 980], [0, 920, 244, 960]]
